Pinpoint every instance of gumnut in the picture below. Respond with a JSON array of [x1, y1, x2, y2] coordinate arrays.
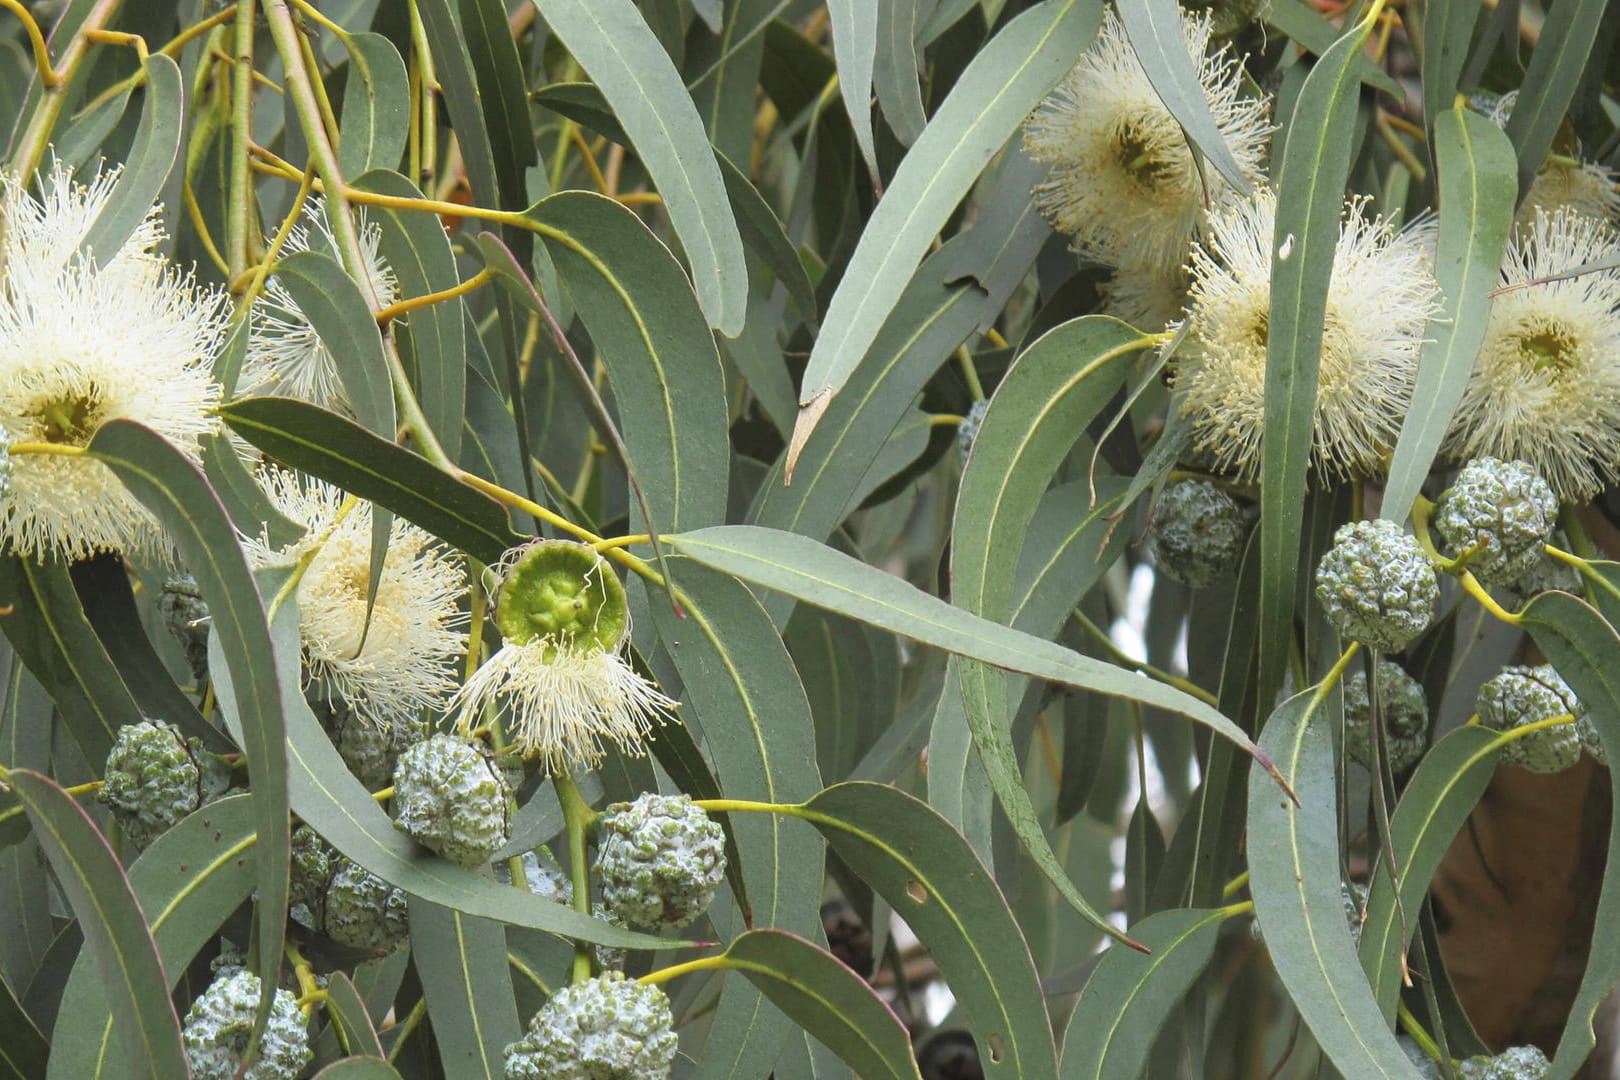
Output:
[[1149, 478, 1252, 588], [1477, 665, 1584, 773], [392, 733, 513, 868], [596, 793, 726, 929], [1314, 519, 1438, 652], [957, 398, 989, 459], [317, 696, 426, 790], [289, 825, 331, 931], [1459, 1045, 1551, 1079], [494, 847, 573, 905], [503, 972, 678, 1080], [181, 970, 310, 1080], [98, 719, 229, 849], [322, 855, 409, 952], [159, 574, 211, 680], [1343, 660, 1428, 774], [1434, 458, 1558, 587]]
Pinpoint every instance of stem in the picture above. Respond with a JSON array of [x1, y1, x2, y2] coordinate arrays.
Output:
[[554, 772, 597, 984], [692, 798, 805, 817], [10, 0, 126, 182], [375, 268, 495, 328], [1456, 570, 1521, 625], [1222, 870, 1249, 898], [0, 0, 57, 89], [385, 998, 427, 1062], [226, 0, 258, 277], [1397, 1000, 1445, 1066], [638, 954, 727, 986]]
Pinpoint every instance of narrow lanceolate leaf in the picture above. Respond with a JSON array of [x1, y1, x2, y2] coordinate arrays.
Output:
[[0, 970, 47, 1080], [1058, 907, 1227, 1080], [1116, 0, 1250, 190], [801, 782, 1056, 1079], [50, 795, 258, 1080], [457, 0, 538, 213], [4, 770, 188, 1080], [951, 316, 1147, 945], [80, 55, 183, 260], [1420, 0, 1483, 137], [1517, 592, 1620, 1079], [705, 930, 922, 1080], [208, 593, 672, 952], [668, 526, 1277, 787], [1381, 109, 1517, 523], [1257, 7, 1380, 713], [827, 0, 880, 174], [337, 34, 410, 176], [87, 420, 291, 1048], [789, 0, 1102, 466], [0, 555, 139, 763], [218, 397, 524, 563], [412, 0, 501, 210], [649, 560, 823, 1076], [314, 1060, 405, 1080], [1361, 725, 1500, 1022], [874, 0, 927, 145], [1261, 0, 1401, 95], [1247, 692, 1425, 1079], [524, 191, 731, 532], [1501, 0, 1607, 193], [322, 973, 386, 1060], [272, 251, 396, 443], [408, 900, 521, 1080], [533, 0, 748, 333]]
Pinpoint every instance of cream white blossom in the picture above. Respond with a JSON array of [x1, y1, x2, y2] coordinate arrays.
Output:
[[1486, 92, 1620, 226], [1023, 8, 1271, 268], [1446, 209, 1620, 501], [240, 199, 398, 411], [1101, 254, 1193, 332], [1174, 189, 1440, 481], [0, 160, 227, 561], [449, 540, 676, 773], [243, 470, 468, 731]]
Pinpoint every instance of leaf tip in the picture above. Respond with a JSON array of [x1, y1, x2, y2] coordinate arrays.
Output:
[[784, 387, 834, 483]]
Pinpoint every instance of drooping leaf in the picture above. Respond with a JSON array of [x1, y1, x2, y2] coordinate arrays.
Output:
[[533, 0, 749, 333], [874, 0, 926, 144], [408, 899, 521, 1080], [1500, 0, 1607, 194], [271, 250, 396, 443], [1420, 0, 1484, 137], [827, 0, 880, 174], [322, 972, 386, 1060], [80, 55, 183, 260], [314, 1060, 405, 1080], [336, 34, 410, 177]]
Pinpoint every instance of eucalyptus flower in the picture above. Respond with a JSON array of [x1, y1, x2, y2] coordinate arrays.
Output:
[[450, 540, 677, 772], [1023, 8, 1271, 268], [1174, 190, 1440, 481], [1485, 92, 1619, 226], [0, 160, 227, 560], [1445, 209, 1620, 501], [243, 470, 468, 731]]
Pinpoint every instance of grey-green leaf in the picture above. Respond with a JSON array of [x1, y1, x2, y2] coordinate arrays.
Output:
[[534, 0, 748, 333], [828, 0, 880, 173], [1381, 108, 1517, 523], [408, 900, 521, 1080], [337, 34, 409, 176], [1501, 0, 1606, 193], [80, 55, 183, 260]]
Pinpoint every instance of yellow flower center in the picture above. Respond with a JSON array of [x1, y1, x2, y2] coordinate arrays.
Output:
[[28, 386, 105, 446], [1113, 117, 1178, 195], [1515, 321, 1580, 372]]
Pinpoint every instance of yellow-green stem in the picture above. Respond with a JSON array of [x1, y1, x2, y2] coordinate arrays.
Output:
[[638, 954, 728, 986], [554, 772, 598, 983], [227, 0, 258, 277]]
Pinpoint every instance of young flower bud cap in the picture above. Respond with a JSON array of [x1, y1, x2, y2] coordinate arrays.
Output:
[[596, 793, 727, 930], [1343, 660, 1429, 774], [182, 970, 311, 1080], [1148, 478, 1251, 588], [496, 539, 628, 653], [1477, 664, 1584, 773], [392, 733, 513, 868], [503, 972, 678, 1080]]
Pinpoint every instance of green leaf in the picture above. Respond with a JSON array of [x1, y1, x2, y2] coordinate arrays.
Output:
[[1501, 0, 1606, 193], [201, 430, 303, 548], [87, 420, 291, 1049], [1517, 591, 1620, 1078], [272, 250, 396, 443], [408, 900, 521, 1080], [1261, 0, 1402, 96], [323, 972, 386, 1060], [0, 555, 138, 763], [647, 560, 823, 1074], [1247, 691, 1425, 1079], [667, 526, 1274, 780], [353, 170, 468, 461], [49, 794, 258, 1080], [1381, 108, 1517, 523], [218, 396, 524, 563], [1058, 907, 1227, 1080], [800, 782, 1056, 1079], [875, 0, 927, 144], [1420, 0, 1484, 137], [1257, 7, 1380, 711], [337, 34, 410, 176], [413, 0, 502, 212], [314, 1060, 405, 1080], [1116, 0, 1251, 190], [533, 0, 749, 333], [703, 929, 922, 1080], [4, 770, 188, 1080], [80, 55, 183, 260], [950, 316, 1146, 943], [827, 0, 880, 173], [456, 0, 537, 212], [524, 190, 731, 531], [0, 967, 46, 1080], [793, 0, 1100, 452], [1360, 725, 1500, 1022], [213, 590, 673, 951]]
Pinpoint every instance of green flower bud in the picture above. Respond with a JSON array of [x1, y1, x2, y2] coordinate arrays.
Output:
[[323, 857, 408, 952], [503, 973, 678, 1080], [318, 697, 426, 791], [495, 539, 628, 653], [1459, 1045, 1551, 1080], [98, 720, 227, 849], [1477, 665, 1583, 774], [1315, 520, 1438, 653], [957, 398, 988, 458], [1343, 881, 1367, 948], [596, 794, 726, 930], [182, 970, 310, 1080], [289, 825, 331, 931], [494, 847, 573, 905], [1343, 661, 1428, 774], [392, 734, 513, 868], [159, 574, 211, 681], [1149, 478, 1252, 588], [1434, 458, 1558, 587]]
